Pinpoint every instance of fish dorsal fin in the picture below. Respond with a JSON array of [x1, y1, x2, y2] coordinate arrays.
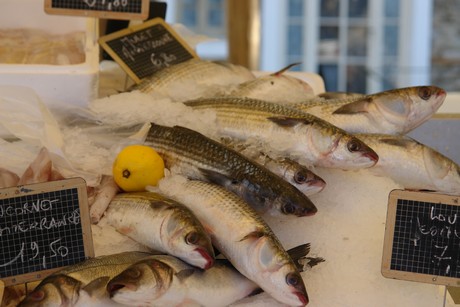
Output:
[[239, 230, 266, 242], [332, 97, 373, 114], [175, 268, 195, 281], [267, 116, 311, 127], [380, 137, 414, 148], [198, 168, 235, 186], [271, 63, 302, 76], [82, 276, 110, 297]]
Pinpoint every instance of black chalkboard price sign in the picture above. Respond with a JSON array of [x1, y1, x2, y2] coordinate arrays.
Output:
[[382, 189, 460, 286], [44, 0, 150, 20], [0, 178, 94, 286], [99, 18, 198, 83]]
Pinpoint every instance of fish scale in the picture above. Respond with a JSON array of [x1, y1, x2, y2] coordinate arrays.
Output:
[[144, 123, 317, 217]]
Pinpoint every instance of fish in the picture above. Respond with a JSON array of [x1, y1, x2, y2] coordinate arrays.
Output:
[[144, 123, 318, 217], [105, 192, 215, 270], [107, 255, 261, 307], [226, 63, 315, 103], [292, 86, 446, 135], [19, 251, 153, 307], [355, 133, 460, 194], [158, 176, 309, 306], [221, 137, 325, 195], [183, 97, 379, 170], [130, 58, 255, 101]]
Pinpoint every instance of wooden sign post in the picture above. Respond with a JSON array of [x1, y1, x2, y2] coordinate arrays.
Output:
[[99, 17, 198, 83], [0, 178, 94, 286], [382, 189, 460, 286], [44, 0, 150, 20]]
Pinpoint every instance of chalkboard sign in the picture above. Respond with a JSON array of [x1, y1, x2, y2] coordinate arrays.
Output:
[[0, 178, 94, 286], [44, 0, 150, 20], [382, 189, 460, 286], [99, 18, 198, 83]]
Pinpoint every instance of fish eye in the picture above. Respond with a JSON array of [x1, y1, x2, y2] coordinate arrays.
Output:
[[283, 203, 296, 214], [126, 268, 141, 278], [418, 86, 432, 100], [186, 231, 199, 245], [347, 139, 362, 152], [294, 171, 307, 184], [286, 272, 301, 286]]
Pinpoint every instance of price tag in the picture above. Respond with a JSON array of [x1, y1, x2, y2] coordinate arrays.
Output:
[[382, 189, 460, 286], [44, 0, 150, 20], [0, 178, 94, 286], [99, 18, 198, 83]]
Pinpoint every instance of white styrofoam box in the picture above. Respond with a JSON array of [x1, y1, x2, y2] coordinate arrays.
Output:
[[0, 0, 99, 107], [437, 92, 460, 114]]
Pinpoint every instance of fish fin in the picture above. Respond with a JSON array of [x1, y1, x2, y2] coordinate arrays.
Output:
[[175, 268, 195, 281], [271, 63, 302, 76], [287, 243, 311, 271], [267, 116, 311, 127], [198, 168, 236, 186], [379, 137, 414, 148], [239, 230, 266, 242], [82, 276, 110, 297], [305, 257, 326, 268], [332, 97, 372, 114]]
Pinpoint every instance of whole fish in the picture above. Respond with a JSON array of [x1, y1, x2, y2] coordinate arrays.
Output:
[[130, 58, 255, 101], [227, 63, 315, 104], [19, 251, 153, 307], [183, 97, 379, 169], [105, 192, 215, 270], [144, 123, 317, 217], [107, 255, 261, 307], [355, 133, 460, 194], [158, 176, 309, 306], [221, 137, 325, 195], [293, 86, 446, 135]]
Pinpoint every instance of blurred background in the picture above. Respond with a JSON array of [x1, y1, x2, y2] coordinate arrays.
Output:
[[162, 0, 459, 94]]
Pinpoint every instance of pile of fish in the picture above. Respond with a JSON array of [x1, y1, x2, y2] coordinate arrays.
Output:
[[16, 58, 459, 306]]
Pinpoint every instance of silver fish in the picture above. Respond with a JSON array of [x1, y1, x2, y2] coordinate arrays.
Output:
[[293, 86, 446, 135], [317, 91, 365, 100], [144, 123, 317, 217], [131, 58, 255, 101], [221, 137, 325, 195], [19, 251, 153, 307], [355, 133, 460, 194], [107, 255, 260, 307], [227, 63, 315, 104], [105, 192, 215, 270], [158, 176, 309, 306], [183, 97, 379, 170]]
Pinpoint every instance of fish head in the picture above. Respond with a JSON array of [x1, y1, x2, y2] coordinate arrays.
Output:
[[373, 86, 446, 133], [107, 259, 173, 306], [162, 212, 215, 269], [18, 274, 80, 307], [423, 146, 460, 194], [284, 162, 326, 196], [254, 237, 309, 306], [308, 126, 378, 169]]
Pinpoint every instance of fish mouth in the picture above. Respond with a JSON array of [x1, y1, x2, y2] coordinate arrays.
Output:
[[294, 290, 309, 306], [361, 148, 379, 164], [195, 248, 215, 270], [107, 282, 132, 298]]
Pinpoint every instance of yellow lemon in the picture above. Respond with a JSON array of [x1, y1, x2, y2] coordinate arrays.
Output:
[[112, 145, 165, 192]]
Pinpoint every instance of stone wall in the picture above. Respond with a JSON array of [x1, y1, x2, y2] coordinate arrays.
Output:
[[431, 0, 460, 90]]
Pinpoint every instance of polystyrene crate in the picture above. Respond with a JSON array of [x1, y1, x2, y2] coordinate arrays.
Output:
[[0, 0, 99, 107]]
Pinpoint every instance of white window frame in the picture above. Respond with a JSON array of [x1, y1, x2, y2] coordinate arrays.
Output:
[[260, 0, 433, 93]]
